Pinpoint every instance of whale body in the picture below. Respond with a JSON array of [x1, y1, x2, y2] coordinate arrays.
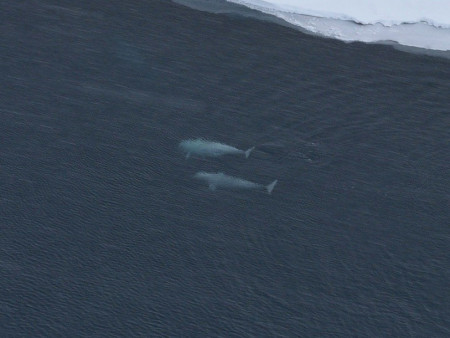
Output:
[[194, 171, 277, 194], [179, 139, 254, 159]]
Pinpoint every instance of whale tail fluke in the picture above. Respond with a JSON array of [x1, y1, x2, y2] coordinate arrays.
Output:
[[266, 180, 278, 195], [244, 146, 255, 159]]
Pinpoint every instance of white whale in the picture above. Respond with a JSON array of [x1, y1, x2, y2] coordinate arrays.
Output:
[[194, 171, 278, 194], [179, 139, 255, 159]]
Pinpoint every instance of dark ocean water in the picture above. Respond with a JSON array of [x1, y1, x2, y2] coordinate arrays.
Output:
[[1, 0, 449, 336]]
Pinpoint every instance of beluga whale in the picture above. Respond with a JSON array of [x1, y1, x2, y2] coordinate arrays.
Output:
[[179, 139, 255, 159], [194, 171, 278, 195]]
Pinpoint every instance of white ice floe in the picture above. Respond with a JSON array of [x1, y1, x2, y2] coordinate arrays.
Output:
[[227, 0, 450, 51]]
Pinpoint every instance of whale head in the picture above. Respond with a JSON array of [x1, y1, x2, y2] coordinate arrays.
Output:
[[193, 171, 210, 180], [193, 171, 224, 181]]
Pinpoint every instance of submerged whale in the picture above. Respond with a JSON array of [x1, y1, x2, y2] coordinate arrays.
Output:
[[179, 139, 255, 159], [194, 171, 278, 194]]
